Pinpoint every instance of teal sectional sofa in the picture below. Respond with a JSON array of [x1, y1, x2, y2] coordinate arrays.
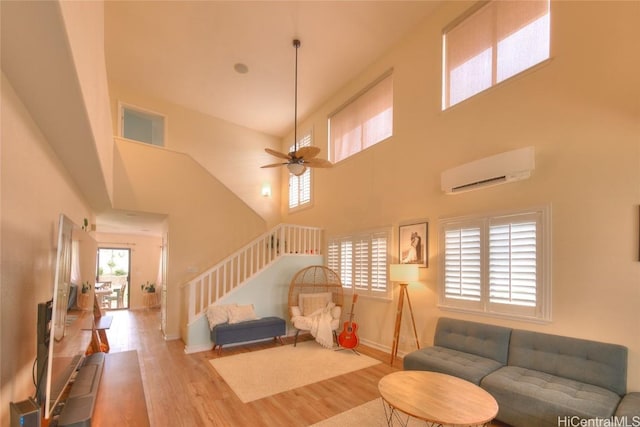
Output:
[[403, 317, 639, 426]]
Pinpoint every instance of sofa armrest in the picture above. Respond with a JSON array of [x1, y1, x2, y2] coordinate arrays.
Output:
[[616, 392, 640, 417]]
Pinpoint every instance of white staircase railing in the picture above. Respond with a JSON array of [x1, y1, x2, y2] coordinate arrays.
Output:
[[182, 224, 323, 325]]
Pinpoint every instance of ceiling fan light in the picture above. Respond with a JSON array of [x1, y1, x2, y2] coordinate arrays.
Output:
[[287, 163, 306, 176]]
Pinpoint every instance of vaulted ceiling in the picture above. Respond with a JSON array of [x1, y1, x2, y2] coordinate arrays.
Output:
[[105, 1, 443, 138]]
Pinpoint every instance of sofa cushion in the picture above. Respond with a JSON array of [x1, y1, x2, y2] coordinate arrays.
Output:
[[403, 346, 504, 385], [291, 304, 341, 332], [434, 317, 512, 365], [299, 292, 332, 316], [509, 329, 628, 396], [482, 366, 621, 426]]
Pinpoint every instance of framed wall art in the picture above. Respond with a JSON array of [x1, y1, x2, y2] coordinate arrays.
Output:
[[399, 221, 428, 267]]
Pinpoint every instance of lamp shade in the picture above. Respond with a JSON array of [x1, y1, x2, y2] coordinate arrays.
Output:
[[287, 162, 306, 176], [389, 264, 419, 283]]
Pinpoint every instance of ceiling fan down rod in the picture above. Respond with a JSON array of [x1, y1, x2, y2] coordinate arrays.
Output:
[[293, 39, 300, 153]]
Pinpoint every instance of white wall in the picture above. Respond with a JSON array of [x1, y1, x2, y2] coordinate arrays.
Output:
[[0, 73, 94, 427]]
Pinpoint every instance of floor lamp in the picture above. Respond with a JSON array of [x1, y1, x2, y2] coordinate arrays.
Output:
[[389, 264, 420, 365]]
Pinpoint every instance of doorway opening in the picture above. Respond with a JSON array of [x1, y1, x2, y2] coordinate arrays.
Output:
[[96, 248, 130, 310]]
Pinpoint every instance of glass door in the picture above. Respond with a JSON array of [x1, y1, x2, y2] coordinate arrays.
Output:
[[96, 248, 130, 310]]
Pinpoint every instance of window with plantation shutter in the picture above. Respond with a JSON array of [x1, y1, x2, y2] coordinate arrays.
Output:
[[439, 207, 550, 321], [327, 228, 391, 297], [442, 0, 550, 109], [288, 130, 312, 210]]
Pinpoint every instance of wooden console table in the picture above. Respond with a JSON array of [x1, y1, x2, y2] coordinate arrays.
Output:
[[81, 294, 113, 353], [378, 371, 498, 426]]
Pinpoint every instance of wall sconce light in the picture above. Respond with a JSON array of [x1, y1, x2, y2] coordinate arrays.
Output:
[[261, 183, 272, 198]]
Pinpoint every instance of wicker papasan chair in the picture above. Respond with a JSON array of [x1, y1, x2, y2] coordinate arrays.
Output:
[[288, 265, 344, 348]]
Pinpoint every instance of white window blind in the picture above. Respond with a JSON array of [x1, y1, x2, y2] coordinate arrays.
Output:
[[327, 228, 390, 297], [288, 131, 312, 210], [443, 0, 550, 109], [439, 208, 550, 321], [329, 73, 393, 163]]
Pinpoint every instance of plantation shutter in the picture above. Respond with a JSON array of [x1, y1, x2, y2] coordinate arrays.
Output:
[[327, 241, 339, 273], [288, 132, 312, 209], [370, 233, 388, 293], [489, 215, 538, 307], [439, 208, 549, 320], [327, 228, 390, 296], [354, 238, 369, 291], [340, 240, 353, 289], [443, 226, 481, 302]]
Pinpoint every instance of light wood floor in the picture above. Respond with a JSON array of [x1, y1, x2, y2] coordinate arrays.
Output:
[[101, 309, 508, 427]]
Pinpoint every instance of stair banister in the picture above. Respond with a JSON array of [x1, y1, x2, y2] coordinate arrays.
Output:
[[182, 224, 323, 326]]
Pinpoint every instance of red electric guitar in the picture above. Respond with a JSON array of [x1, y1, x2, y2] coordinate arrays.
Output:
[[338, 294, 359, 349]]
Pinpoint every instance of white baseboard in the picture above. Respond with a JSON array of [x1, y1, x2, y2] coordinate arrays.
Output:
[[184, 342, 213, 354]]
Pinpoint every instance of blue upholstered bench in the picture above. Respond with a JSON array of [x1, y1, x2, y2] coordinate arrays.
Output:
[[211, 316, 286, 354]]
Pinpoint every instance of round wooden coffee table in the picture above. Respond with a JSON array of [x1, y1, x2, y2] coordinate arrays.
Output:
[[378, 371, 498, 426]]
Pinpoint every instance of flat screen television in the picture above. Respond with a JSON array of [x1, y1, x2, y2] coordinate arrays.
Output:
[[36, 214, 94, 419]]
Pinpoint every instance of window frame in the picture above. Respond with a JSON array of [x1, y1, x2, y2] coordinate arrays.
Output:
[[328, 70, 394, 164], [327, 227, 392, 299], [288, 129, 313, 212], [442, 0, 551, 110], [438, 206, 551, 322], [118, 101, 167, 147]]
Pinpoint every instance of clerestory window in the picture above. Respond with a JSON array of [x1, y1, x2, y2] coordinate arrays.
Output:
[[442, 0, 551, 109], [328, 72, 393, 163]]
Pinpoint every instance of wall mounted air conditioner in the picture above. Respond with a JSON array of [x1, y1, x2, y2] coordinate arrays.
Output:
[[441, 146, 535, 194]]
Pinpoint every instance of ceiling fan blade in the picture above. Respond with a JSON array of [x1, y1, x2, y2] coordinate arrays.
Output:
[[295, 146, 320, 159], [260, 162, 287, 168], [304, 158, 333, 168], [265, 148, 291, 160]]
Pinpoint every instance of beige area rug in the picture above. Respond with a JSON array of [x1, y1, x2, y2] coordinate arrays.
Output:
[[311, 398, 425, 427], [209, 340, 380, 403]]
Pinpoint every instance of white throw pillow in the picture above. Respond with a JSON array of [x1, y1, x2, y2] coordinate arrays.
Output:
[[228, 304, 259, 324], [299, 292, 332, 316], [206, 303, 237, 329]]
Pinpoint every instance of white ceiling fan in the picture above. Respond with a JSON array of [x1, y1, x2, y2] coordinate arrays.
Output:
[[261, 39, 333, 176]]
